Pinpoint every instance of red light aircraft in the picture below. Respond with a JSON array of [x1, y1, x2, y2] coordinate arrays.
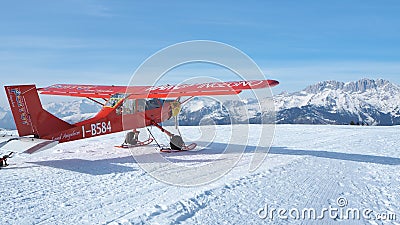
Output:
[[1, 79, 279, 154]]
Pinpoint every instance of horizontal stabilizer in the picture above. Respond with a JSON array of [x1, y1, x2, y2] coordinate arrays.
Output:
[[0, 135, 58, 154]]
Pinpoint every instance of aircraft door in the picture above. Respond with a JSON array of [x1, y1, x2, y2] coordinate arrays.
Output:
[[122, 99, 136, 115]]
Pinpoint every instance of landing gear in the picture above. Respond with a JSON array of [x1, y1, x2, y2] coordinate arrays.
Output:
[[116, 124, 196, 152], [149, 122, 197, 152], [116, 130, 153, 148], [117, 98, 196, 152], [170, 135, 184, 150], [0, 152, 13, 169], [124, 130, 140, 145]]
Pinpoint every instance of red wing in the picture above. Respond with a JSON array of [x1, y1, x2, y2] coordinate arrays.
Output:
[[39, 80, 279, 99], [38, 84, 135, 98], [137, 80, 279, 99]]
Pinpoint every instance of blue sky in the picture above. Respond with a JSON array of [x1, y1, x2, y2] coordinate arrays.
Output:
[[1, 0, 400, 106]]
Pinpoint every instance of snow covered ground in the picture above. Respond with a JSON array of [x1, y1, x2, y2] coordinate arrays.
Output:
[[0, 124, 399, 225]]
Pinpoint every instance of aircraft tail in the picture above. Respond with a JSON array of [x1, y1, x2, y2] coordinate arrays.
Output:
[[4, 84, 73, 138]]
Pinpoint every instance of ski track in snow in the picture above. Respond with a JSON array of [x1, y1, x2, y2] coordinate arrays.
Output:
[[1, 125, 399, 225]]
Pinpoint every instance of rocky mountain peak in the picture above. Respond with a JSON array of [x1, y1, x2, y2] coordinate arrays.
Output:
[[303, 80, 345, 94], [304, 78, 395, 94]]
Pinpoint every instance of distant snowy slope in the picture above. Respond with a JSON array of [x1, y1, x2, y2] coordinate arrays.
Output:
[[175, 97, 274, 125], [43, 99, 102, 124], [0, 106, 14, 129], [43, 99, 102, 118]]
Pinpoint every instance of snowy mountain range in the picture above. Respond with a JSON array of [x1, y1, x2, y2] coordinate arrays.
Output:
[[174, 78, 400, 126], [274, 78, 400, 125], [1, 78, 400, 129]]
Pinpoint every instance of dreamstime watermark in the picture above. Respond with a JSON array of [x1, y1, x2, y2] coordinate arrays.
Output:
[[257, 197, 397, 222], [124, 40, 276, 187]]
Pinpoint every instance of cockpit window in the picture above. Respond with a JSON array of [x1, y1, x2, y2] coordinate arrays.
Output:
[[105, 93, 128, 107], [145, 98, 164, 110], [132, 98, 164, 112], [110, 97, 166, 113], [122, 99, 136, 115]]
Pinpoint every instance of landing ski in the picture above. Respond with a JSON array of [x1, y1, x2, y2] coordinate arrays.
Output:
[[114, 138, 154, 149], [159, 143, 197, 153], [0, 152, 14, 168]]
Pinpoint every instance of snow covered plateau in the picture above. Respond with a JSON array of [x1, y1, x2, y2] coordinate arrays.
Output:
[[1, 124, 399, 224]]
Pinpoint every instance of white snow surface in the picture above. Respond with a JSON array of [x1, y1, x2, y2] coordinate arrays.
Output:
[[0, 124, 399, 225]]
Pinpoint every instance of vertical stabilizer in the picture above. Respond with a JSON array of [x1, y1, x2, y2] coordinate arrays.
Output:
[[5, 85, 73, 138]]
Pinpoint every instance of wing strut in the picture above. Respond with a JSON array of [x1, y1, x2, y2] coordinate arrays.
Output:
[[86, 97, 105, 106]]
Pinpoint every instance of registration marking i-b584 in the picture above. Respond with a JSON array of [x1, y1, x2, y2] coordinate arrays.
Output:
[[82, 121, 112, 138]]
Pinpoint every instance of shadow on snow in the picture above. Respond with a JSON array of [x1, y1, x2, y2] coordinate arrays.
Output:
[[199, 142, 400, 166], [28, 142, 400, 175]]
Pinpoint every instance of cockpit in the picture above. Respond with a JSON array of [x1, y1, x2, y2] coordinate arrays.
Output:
[[105, 93, 171, 115], [105, 93, 128, 107]]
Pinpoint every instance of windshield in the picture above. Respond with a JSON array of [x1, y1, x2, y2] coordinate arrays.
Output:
[[105, 93, 128, 107]]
